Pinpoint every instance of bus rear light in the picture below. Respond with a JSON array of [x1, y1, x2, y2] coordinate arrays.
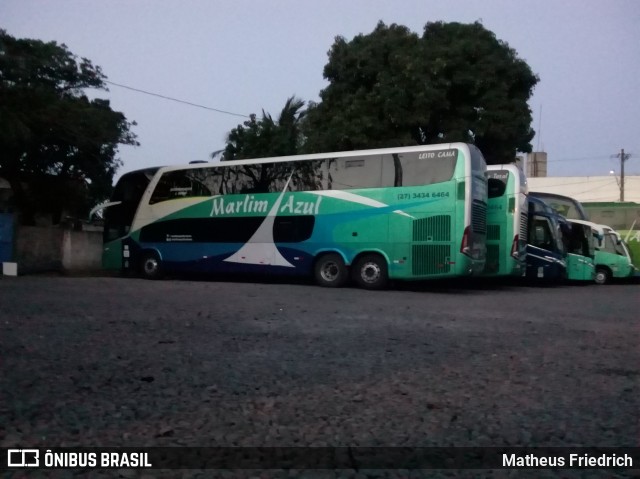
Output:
[[460, 225, 471, 256], [511, 234, 519, 258]]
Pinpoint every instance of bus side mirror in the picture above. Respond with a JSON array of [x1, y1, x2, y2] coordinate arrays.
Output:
[[89, 200, 122, 220]]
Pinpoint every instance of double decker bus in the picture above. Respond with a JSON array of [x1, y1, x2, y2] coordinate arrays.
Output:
[[101, 143, 487, 289], [484, 164, 528, 276]]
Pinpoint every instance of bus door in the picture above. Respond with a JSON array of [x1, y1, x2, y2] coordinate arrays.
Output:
[[564, 223, 595, 281], [526, 215, 566, 279]]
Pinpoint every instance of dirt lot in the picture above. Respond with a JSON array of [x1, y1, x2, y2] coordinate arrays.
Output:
[[1, 276, 638, 478]]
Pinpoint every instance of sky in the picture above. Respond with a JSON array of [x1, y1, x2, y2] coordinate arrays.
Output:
[[2, 0, 639, 181]]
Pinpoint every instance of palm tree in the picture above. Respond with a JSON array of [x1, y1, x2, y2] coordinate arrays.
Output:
[[213, 95, 306, 162]]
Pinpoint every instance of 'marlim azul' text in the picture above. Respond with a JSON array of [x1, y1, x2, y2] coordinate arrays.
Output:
[[211, 195, 322, 216]]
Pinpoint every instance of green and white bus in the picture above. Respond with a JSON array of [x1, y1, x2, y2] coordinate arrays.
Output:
[[484, 164, 528, 276], [524, 198, 595, 282], [523, 194, 594, 282], [569, 220, 636, 284], [101, 143, 488, 289]]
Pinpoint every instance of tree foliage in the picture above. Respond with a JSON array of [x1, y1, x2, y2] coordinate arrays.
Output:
[[302, 21, 539, 164], [213, 96, 307, 193], [0, 30, 138, 223], [218, 95, 305, 161]]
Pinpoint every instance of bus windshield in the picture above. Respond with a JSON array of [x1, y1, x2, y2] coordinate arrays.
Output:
[[529, 192, 588, 220], [103, 168, 159, 242]]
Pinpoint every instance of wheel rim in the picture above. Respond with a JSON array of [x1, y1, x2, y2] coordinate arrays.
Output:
[[144, 257, 159, 276], [320, 261, 340, 283], [360, 261, 381, 284], [595, 271, 606, 284]]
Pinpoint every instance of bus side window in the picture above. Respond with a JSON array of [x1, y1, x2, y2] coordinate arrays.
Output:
[[614, 240, 626, 256], [535, 226, 549, 249], [401, 154, 456, 187], [150, 171, 212, 204], [329, 155, 383, 189], [149, 177, 171, 204], [603, 233, 626, 256], [530, 218, 553, 251]]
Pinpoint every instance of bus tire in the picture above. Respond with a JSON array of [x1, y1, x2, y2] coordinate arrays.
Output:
[[595, 267, 610, 285], [352, 254, 388, 290], [140, 251, 163, 280], [314, 253, 348, 288]]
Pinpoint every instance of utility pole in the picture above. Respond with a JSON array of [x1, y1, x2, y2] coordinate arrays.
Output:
[[616, 149, 632, 201]]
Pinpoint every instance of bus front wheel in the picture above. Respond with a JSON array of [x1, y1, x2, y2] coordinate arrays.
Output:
[[595, 267, 610, 285], [140, 251, 163, 280], [352, 254, 388, 290], [314, 253, 348, 288]]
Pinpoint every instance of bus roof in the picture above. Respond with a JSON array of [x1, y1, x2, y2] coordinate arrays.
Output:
[[528, 195, 556, 215], [486, 163, 527, 192], [567, 219, 619, 237], [486, 164, 522, 172], [529, 191, 588, 221], [128, 142, 479, 175]]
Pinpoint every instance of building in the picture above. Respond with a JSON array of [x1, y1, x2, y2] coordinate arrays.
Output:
[[526, 152, 548, 178], [515, 151, 639, 203], [527, 175, 640, 203]]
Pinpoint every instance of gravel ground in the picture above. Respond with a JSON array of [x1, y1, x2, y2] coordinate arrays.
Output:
[[1, 276, 638, 479]]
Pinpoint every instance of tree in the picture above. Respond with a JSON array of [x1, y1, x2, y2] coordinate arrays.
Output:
[[0, 30, 138, 224], [302, 21, 538, 164], [213, 96, 307, 193], [218, 95, 305, 161], [303, 22, 426, 152]]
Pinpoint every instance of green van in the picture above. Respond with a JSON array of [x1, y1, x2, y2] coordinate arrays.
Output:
[[571, 220, 637, 284]]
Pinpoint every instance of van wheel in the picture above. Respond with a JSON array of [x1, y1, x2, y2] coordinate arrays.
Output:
[[140, 251, 163, 280], [594, 267, 610, 285], [352, 254, 388, 290], [314, 253, 348, 287]]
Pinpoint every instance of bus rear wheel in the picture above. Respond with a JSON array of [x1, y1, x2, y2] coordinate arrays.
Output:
[[140, 251, 163, 280], [595, 267, 610, 285], [314, 253, 348, 288], [352, 254, 388, 290]]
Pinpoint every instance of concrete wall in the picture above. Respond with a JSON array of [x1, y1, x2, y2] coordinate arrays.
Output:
[[582, 203, 640, 231], [14, 226, 102, 274], [15, 226, 63, 273], [61, 229, 102, 271]]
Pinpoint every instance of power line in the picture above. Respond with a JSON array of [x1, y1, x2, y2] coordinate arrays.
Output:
[[546, 155, 610, 163], [104, 80, 250, 118], [528, 178, 617, 188], [570, 180, 620, 198], [529, 180, 625, 201]]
